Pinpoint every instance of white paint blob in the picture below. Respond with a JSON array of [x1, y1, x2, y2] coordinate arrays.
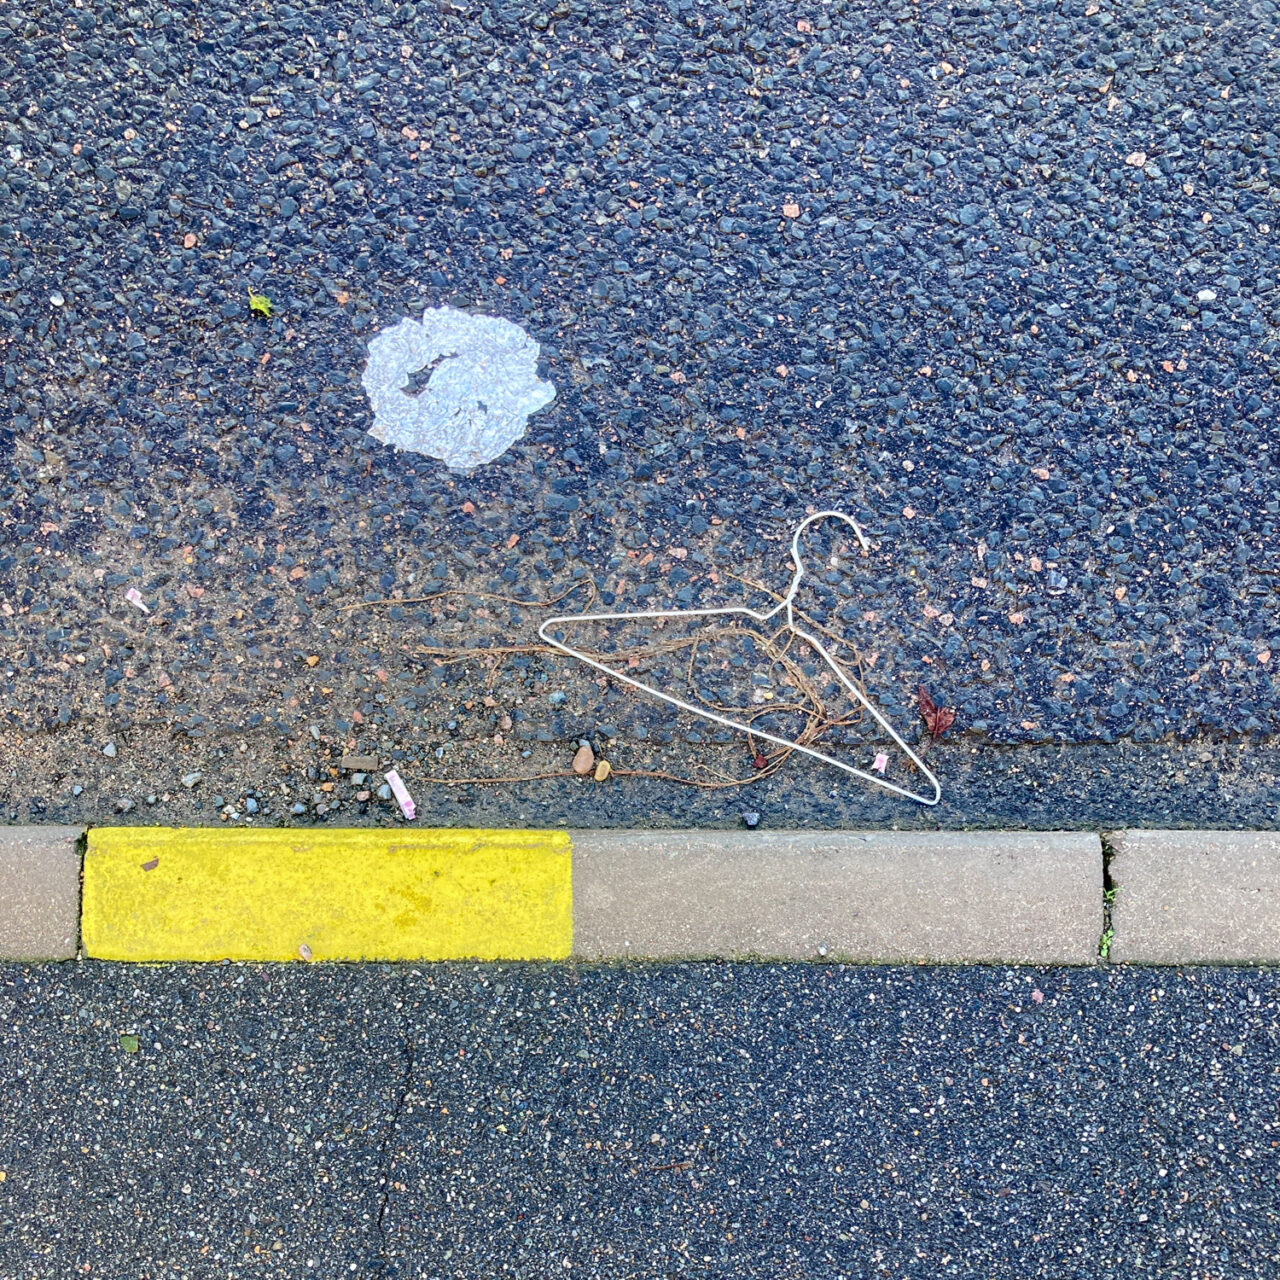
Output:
[[361, 306, 556, 470]]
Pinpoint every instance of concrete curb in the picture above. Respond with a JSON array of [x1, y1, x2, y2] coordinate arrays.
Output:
[[573, 829, 1101, 963], [0, 827, 83, 961], [0, 824, 1112, 963], [82, 826, 572, 962], [1109, 830, 1280, 964], [8, 824, 1280, 964]]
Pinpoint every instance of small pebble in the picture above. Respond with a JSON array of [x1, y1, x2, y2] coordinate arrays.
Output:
[[102, 743, 117, 758], [572, 743, 595, 775], [180, 772, 202, 789]]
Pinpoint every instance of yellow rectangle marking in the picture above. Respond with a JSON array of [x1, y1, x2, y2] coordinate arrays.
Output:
[[82, 827, 572, 962]]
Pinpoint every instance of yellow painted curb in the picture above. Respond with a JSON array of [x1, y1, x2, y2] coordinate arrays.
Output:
[[82, 827, 572, 962]]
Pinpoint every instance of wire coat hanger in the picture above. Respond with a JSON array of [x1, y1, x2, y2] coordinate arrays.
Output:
[[538, 511, 942, 805]]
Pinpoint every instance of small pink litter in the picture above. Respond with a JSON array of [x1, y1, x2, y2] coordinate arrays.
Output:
[[384, 769, 416, 821], [872, 753, 889, 774], [124, 587, 150, 614]]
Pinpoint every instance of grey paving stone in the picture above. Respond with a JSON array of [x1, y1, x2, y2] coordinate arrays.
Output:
[[1110, 830, 1280, 964], [573, 829, 1102, 963], [0, 827, 83, 960]]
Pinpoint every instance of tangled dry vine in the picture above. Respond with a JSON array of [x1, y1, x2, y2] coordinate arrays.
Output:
[[340, 576, 905, 792]]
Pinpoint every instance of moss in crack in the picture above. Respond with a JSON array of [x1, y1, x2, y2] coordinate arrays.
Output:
[[1098, 832, 1117, 961], [75, 828, 88, 959]]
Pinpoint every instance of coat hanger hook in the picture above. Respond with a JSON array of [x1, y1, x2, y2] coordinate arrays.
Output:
[[785, 511, 872, 617]]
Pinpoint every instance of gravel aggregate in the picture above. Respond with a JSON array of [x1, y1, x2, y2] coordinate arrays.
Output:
[[1, 0, 1278, 825], [1, 962, 1278, 1277]]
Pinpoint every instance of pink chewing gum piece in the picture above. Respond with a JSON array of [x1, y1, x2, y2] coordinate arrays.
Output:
[[384, 769, 416, 820]]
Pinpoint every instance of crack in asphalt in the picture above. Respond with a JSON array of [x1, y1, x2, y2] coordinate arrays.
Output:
[[372, 996, 416, 1258]]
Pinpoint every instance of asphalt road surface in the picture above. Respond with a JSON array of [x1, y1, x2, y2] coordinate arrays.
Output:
[[1, 0, 1278, 827], [1, 961, 1278, 1278]]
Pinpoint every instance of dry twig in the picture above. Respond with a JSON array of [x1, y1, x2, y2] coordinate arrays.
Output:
[[337, 581, 883, 792]]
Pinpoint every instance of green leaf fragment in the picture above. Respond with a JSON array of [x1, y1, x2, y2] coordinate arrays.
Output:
[[119, 1034, 140, 1054], [247, 287, 274, 317]]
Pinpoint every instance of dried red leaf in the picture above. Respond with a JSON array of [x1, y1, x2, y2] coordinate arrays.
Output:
[[752, 753, 769, 770], [917, 685, 937, 720], [918, 685, 957, 741]]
